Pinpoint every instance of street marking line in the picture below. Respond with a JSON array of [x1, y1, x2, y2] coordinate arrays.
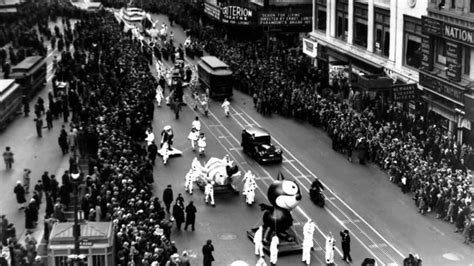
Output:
[[326, 197, 336, 200], [229, 147, 241, 151], [218, 136, 230, 139], [207, 124, 220, 127], [283, 159, 295, 163], [369, 243, 388, 249]]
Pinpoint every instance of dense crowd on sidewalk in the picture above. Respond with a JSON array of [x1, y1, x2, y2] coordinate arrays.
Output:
[[3, 5, 194, 266], [124, 0, 474, 242]]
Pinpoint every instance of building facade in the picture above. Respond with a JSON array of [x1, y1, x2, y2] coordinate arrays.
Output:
[[419, 0, 474, 144], [305, 0, 474, 144]]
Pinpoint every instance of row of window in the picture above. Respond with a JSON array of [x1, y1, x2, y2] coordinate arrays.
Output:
[[431, 0, 474, 12], [313, 1, 472, 77]]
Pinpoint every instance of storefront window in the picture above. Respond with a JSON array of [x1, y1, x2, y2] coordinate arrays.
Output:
[[403, 16, 422, 69], [353, 3, 368, 48], [336, 0, 348, 41], [374, 8, 390, 57]]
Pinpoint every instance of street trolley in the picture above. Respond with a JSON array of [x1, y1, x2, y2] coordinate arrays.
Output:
[[9, 55, 47, 99], [47, 222, 115, 266], [0, 79, 22, 130]]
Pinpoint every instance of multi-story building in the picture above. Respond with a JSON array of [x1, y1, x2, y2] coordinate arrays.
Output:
[[419, 0, 474, 144], [304, 0, 474, 144]]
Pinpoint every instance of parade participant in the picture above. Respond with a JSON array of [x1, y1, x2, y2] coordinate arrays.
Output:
[[302, 219, 316, 265], [254, 225, 264, 257], [161, 125, 174, 150], [311, 177, 324, 193], [269, 235, 279, 266], [242, 170, 255, 195], [222, 98, 230, 117], [145, 127, 155, 146], [188, 117, 201, 151], [197, 133, 207, 156], [156, 85, 164, 107], [256, 255, 268, 266], [204, 181, 215, 207], [325, 232, 336, 266], [184, 159, 199, 194], [201, 94, 209, 117], [245, 176, 256, 205]]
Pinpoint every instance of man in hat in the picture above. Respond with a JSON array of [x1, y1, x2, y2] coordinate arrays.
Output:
[[14, 181, 26, 209], [163, 185, 174, 214], [197, 133, 206, 156], [340, 229, 352, 263], [202, 239, 214, 266]]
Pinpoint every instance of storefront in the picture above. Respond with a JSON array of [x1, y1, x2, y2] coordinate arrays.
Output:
[[47, 222, 115, 266], [420, 14, 474, 144]]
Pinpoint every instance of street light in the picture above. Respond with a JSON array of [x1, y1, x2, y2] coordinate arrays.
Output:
[[70, 172, 82, 266]]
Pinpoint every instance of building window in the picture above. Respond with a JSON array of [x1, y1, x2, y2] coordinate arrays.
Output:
[[451, 0, 455, 8], [336, 0, 348, 41], [315, 0, 327, 32], [464, 46, 471, 76], [436, 38, 446, 64], [403, 16, 422, 69], [353, 3, 368, 48], [374, 8, 390, 57], [471, 0, 474, 12]]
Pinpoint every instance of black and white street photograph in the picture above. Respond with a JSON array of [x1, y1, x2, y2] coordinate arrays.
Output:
[[0, 0, 473, 265]]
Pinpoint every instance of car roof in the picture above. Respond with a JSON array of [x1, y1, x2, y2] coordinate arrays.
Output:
[[244, 126, 270, 138]]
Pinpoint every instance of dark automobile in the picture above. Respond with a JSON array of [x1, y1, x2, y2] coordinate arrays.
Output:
[[241, 126, 283, 163]]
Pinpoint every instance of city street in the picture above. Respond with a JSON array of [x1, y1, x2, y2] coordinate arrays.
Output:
[[0, 10, 472, 266], [148, 13, 473, 266]]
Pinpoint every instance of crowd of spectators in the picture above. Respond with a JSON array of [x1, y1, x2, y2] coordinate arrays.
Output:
[[125, 0, 474, 242], [48, 11, 193, 265]]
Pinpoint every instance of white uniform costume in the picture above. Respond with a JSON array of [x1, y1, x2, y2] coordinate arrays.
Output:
[[204, 181, 215, 206], [254, 226, 264, 256], [245, 178, 256, 205], [185, 158, 202, 194], [197, 135, 206, 155], [269, 235, 279, 265], [155, 85, 164, 106], [145, 130, 155, 146], [256, 256, 267, 266], [221, 99, 230, 116], [302, 220, 316, 265], [325, 233, 335, 265], [188, 119, 201, 151]]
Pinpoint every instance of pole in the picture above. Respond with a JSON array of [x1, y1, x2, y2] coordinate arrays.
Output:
[[73, 182, 80, 266]]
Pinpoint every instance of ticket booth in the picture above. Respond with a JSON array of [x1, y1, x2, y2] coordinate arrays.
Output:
[[47, 222, 115, 266]]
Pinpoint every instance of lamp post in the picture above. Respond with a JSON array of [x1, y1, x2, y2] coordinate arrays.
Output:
[[70, 172, 81, 266]]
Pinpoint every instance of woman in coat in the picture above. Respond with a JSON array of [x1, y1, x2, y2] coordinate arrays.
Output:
[[172, 202, 185, 231], [13, 181, 26, 209]]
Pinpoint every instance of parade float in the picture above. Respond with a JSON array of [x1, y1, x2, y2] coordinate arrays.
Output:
[[247, 173, 303, 255]]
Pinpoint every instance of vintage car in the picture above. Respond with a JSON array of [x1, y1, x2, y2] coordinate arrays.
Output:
[[241, 126, 283, 164]]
